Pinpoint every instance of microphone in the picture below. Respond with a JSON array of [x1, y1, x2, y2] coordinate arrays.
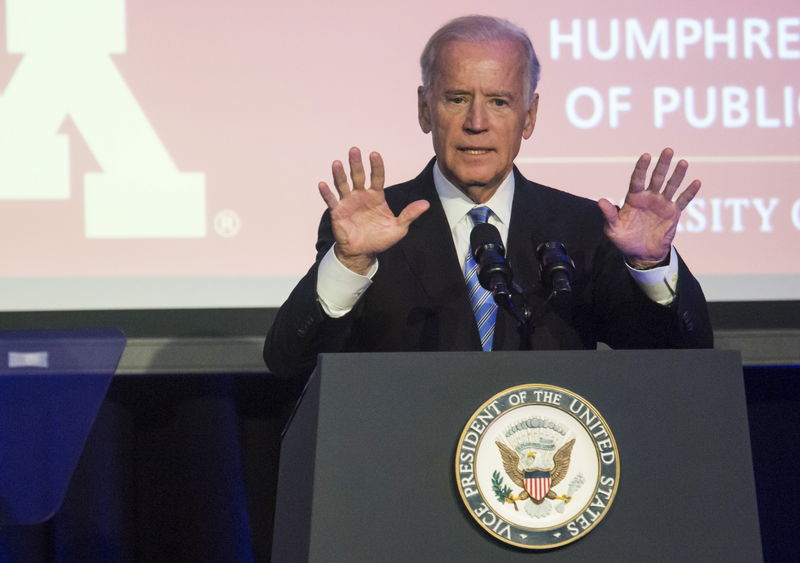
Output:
[[470, 223, 513, 302], [537, 241, 575, 294]]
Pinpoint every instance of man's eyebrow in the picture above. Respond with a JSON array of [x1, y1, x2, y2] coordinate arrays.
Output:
[[442, 89, 515, 98], [485, 91, 515, 99]]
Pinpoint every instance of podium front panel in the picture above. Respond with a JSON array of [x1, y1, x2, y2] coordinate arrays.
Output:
[[273, 350, 761, 562]]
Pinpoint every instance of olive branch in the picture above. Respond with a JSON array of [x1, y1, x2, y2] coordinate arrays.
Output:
[[492, 470, 517, 509]]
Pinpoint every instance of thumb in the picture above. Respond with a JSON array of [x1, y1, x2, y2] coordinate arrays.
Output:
[[597, 198, 619, 228], [398, 199, 430, 226]]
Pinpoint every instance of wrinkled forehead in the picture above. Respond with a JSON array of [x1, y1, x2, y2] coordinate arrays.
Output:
[[430, 39, 530, 92]]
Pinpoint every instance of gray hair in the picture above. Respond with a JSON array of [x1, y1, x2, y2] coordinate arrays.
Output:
[[419, 15, 541, 101]]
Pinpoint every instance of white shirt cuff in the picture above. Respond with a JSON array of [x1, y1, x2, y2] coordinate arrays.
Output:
[[625, 246, 679, 306], [316, 245, 377, 318]]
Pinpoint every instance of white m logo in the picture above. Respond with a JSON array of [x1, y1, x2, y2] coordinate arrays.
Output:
[[0, 0, 206, 238]]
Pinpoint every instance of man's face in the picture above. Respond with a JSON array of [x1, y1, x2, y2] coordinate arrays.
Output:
[[418, 40, 538, 203]]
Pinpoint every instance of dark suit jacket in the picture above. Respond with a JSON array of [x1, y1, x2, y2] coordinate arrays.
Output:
[[264, 161, 713, 379]]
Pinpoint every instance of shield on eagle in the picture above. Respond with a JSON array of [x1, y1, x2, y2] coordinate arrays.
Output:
[[524, 470, 552, 501]]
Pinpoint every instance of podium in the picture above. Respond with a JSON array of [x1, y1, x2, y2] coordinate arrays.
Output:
[[273, 350, 762, 561], [0, 329, 126, 525]]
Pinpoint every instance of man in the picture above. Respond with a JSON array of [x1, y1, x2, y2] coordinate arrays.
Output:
[[264, 15, 712, 380]]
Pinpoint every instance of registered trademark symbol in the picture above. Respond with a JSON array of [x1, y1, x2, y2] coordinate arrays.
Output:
[[214, 210, 241, 238]]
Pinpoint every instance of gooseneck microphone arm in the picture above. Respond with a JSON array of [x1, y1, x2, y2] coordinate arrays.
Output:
[[469, 223, 534, 333]]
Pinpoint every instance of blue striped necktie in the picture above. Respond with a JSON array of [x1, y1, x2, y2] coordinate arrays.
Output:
[[464, 206, 497, 351]]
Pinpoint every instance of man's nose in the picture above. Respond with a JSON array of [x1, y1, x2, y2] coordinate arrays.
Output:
[[463, 101, 488, 133]]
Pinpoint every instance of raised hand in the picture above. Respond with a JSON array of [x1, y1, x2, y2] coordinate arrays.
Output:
[[318, 147, 430, 274], [597, 148, 701, 269]]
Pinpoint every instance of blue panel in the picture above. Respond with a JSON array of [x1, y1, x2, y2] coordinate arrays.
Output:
[[0, 329, 126, 525]]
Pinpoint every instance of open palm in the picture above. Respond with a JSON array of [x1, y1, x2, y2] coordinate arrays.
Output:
[[318, 147, 429, 274], [598, 148, 701, 269]]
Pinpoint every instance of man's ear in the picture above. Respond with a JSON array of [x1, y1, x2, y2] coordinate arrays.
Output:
[[522, 92, 539, 140], [418, 86, 432, 134]]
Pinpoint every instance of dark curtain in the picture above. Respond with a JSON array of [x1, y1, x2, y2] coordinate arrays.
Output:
[[745, 365, 800, 563], [0, 374, 303, 563]]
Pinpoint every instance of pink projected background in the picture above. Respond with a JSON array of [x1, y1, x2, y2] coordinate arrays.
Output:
[[1, 0, 798, 309]]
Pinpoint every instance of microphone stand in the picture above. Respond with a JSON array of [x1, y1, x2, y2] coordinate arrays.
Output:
[[491, 282, 535, 351], [471, 224, 564, 351], [477, 237, 575, 351]]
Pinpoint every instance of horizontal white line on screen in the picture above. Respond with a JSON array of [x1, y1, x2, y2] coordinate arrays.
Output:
[[517, 155, 800, 164]]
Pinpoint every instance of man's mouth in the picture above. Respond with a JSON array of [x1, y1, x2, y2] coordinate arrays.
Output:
[[460, 148, 492, 155]]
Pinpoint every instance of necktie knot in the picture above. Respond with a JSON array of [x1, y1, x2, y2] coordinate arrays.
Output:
[[468, 206, 492, 226]]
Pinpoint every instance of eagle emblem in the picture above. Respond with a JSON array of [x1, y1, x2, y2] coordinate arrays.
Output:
[[456, 384, 619, 548], [494, 416, 581, 518]]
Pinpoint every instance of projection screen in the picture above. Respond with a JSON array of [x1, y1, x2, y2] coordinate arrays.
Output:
[[1, 0, 798, 310]]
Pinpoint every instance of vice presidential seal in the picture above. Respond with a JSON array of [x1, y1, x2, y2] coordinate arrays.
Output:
[[455, 384, 619, 549]]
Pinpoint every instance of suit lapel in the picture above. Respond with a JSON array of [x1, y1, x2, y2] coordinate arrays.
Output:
[[397, 167, 470, 302], [507, 169, 547, 294], [394, 163, 480, 348], [494, 169, 549, 349]]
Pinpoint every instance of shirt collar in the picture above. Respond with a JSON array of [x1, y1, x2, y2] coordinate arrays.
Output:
[[432, 160, 515, 229]]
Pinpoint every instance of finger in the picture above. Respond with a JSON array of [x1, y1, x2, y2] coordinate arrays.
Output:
[[597, 198, 619, 228], [675, 179, 701, 210], [369, 151, 385, 190], [349, 147, 366, 190], [663, 159, 688, 200], [646, 147, 674, 192], [331, 160, 350, 197], [629, 153, 651, 193], [318, 181, 339, 210], [397, 199, 430, 227]]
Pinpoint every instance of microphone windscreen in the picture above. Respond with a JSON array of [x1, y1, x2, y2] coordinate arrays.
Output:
[[536, 240, 575, 292], [470, 222, 505, 259]]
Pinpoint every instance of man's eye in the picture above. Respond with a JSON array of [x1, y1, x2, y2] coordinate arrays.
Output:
[[449, 96, 466, 104], [492, 99, 508, 107]]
